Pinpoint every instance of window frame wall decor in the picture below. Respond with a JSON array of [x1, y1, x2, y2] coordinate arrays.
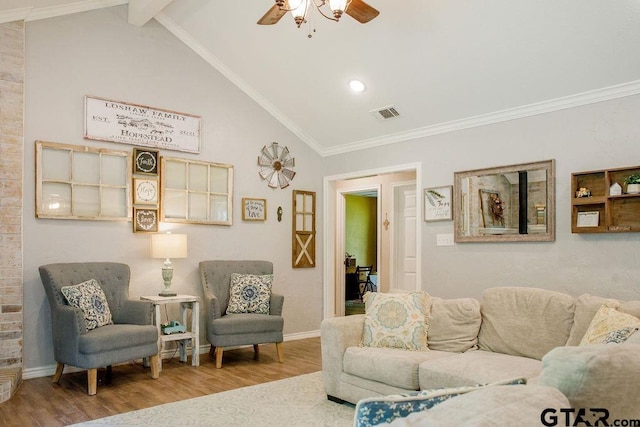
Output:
[[160, 156, 233, 226], [35, 140, 131, 221], [292, 190, 316, 268]]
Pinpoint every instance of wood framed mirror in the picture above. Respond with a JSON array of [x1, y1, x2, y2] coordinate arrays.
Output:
[[454, 159, 555, 242]]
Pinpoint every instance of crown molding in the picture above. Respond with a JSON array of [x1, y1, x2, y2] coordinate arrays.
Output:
[[321, 80, 640, 157], [154, 11, 326, 156], [0, 0, 127, 24]]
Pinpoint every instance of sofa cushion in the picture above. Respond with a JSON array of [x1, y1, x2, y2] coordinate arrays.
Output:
[[427, 297, 481, 353], [386, 385, 570, 427], [78, 323, 158, 354], [477, 287, 575, 359], [418, 350, 542, 389], [566, 294, 640, 346], [354, 378, 527, 427], [579, 301, 640, 345], [362, 292, 431, 351], [538, 344, 640, 420], [344, 346, 452, 390]]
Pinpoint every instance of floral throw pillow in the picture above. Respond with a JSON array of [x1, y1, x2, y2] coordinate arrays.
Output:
[[579, 300, 640, 345], [61, 279, 113, 330], [362, 291, 430, 351], [226, 273, 273, 315]]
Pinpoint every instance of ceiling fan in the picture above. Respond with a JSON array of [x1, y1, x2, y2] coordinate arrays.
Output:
[[257, 0, 380, 28]]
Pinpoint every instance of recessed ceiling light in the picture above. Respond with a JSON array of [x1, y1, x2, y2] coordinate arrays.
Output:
[[348, 79, 366, 93]]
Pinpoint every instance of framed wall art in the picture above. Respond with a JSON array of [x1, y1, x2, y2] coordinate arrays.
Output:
[[424, 185, 453, 221], [84, 96, 201, 153], [133, 177, 159, 205], [242, 198, 266, 221], [133, 207, 159, 233], [133, 148, 159, 175]]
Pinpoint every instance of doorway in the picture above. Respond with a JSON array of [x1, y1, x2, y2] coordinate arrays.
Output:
[[323, 163, 421, 318], [344, 189, 379, 315]]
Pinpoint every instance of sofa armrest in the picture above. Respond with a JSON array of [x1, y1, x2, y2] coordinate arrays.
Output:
[[270, 293, 284, 316], [113, 300, 153, 325], [321, 314, 365, 398], [52, 305, 86, 365], [538, 343, 640, 420]]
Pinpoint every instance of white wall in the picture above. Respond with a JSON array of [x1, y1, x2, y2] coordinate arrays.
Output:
[[324, 95, 640, 301], [23, 6, 323, 371]]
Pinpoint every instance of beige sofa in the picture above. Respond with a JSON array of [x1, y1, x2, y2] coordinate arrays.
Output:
[[321, 287, 640, 422]]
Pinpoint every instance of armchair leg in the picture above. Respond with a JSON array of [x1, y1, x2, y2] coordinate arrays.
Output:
[[276, 342, 284, 363], [87, 369, 98, 396], [215, 347, 224, 369], [52, 363, 64, 384], [253, 344, 259, 360], [150, 354, 159, 379], [209, 345, 216, 358]]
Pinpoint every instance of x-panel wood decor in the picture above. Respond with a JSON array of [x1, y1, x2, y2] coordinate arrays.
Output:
[[292, 190, 316, 268]]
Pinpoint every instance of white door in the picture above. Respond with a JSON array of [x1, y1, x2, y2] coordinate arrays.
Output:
[[393, 185, 417, 290]]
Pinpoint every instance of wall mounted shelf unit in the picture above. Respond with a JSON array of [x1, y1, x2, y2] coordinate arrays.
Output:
[[571, 166, 640, 233]]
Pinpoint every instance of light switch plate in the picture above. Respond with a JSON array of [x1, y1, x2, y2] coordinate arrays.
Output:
[[436, 233, 455, 246]]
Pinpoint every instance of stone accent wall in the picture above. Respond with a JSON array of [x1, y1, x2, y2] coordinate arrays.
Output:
[[0, 20, 24, 403]]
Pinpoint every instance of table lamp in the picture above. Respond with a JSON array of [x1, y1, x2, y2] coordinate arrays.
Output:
[[150, 232, 188, 297]]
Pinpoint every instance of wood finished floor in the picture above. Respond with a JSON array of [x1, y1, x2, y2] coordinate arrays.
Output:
[[0, 337, 322, 427]]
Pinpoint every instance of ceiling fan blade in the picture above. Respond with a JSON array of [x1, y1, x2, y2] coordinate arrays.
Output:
[[346, 0, 380, 23], [257, 4, 288, 25]]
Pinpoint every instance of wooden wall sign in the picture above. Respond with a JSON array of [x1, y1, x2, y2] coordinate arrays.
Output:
[[84, 96, 201, 153], [292, 190, 316, 268]]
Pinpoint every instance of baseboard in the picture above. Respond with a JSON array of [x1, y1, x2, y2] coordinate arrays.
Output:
[[22, 329, 320, 380]]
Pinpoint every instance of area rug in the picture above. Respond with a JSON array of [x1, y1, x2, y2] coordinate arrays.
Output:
[[71, 372, 354, 426]]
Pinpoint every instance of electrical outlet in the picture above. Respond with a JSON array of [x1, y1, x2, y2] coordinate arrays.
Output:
[[436, 233, 455, 246]]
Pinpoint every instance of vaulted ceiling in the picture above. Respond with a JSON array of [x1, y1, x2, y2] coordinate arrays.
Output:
[[3, 0, 640, 156]]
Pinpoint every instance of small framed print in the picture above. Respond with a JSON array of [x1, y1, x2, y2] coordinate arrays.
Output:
[[133, 177, 159, 205], [133, 148, 159, 175], [242, 198, 266, 221], [424, 185, 453, 221], [133, 207, 159, 233]]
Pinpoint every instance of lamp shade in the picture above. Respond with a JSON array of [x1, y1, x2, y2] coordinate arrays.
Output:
[[150, 233, 188, 259]]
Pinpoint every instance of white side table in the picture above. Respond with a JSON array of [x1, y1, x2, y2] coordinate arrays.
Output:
[[140, 294, 200, 371]]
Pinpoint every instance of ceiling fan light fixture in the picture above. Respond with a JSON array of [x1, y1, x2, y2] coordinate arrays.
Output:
[[257, 0, 379, 32], [328, 0, 349, 19], [289, 0, 309, 27]]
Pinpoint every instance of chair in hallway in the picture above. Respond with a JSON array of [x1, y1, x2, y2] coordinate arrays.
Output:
[[356, 265, 376, 298], [199, 260, 284, 368], [39, 262, 159, 395]]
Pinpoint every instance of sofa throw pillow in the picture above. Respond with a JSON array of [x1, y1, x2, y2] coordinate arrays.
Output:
[[427, 297, 481, 352], [226, 273, 273, 315], [353, 377, 527, 427], [362, 291, 430, 351], [579, 301, 640, 345], [61, 279, 113, 331]]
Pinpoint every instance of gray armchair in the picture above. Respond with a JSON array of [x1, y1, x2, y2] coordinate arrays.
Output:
[[39, 262, 159, 395], [199, 260, 284, 368]]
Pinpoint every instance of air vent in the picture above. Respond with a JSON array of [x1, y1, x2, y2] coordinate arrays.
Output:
[[370, 105, 401, 121]]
